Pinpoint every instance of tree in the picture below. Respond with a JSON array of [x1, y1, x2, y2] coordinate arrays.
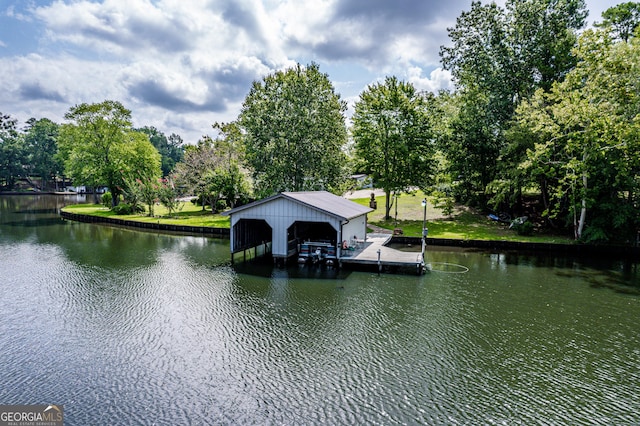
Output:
[[212, 121, 251, 208], [352, 76, 437, 219], [58, 101, 161, 207], [23, 118, 61, 190], [137, 126, 184, 176], [174, 137, 216, 211], [157, 177, 181, 216], [239, 63, 349, 198], [174, 128, 251, 213], [513, 29, 640, 242], [0, 113, 25, 190], [445, 88, 503, 205], [440, 0, 587, 207], [507, 0, 587, 92], [127, 177, 159, 216], [596, 2, 640, 42]]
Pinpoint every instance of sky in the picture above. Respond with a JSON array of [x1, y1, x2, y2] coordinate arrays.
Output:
[[0, 0, 622, 143]]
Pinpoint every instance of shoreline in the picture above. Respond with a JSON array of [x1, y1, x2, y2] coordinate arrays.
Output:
[[60, 210, 640, 259], [60, 210, 230, 238]]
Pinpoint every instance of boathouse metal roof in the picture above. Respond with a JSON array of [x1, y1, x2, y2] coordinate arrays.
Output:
[[223, 191, 373, 220]]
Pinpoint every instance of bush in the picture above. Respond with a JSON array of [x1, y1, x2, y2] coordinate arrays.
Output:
[[101, 192, 112, 207], [214, 199, 226, 213], [513, 220, 534, 236], [111, 203, 142, 215]]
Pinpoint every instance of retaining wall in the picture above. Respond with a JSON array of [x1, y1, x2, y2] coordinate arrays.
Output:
[[391, 236, 640, 258], [60, 211, 230, 238]]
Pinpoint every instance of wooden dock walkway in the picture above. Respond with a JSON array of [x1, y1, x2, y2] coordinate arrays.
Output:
[[339, 234, 425, 274]]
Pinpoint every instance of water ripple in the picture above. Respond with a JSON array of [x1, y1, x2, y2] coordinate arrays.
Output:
[[2, 234, 640, 425]]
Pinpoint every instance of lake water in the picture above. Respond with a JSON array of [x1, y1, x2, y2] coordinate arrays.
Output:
[[1, 195, 639, 425]]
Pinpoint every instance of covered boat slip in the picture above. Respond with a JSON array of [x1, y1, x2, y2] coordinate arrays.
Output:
[[223, 191, 372, 264], [223, 191, 426, 274]]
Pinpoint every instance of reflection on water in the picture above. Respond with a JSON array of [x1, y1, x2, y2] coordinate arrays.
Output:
[[0, 195, 639, 425]]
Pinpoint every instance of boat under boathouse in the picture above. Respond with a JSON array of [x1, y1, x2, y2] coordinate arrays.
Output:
[[223, 191, 373, 265]]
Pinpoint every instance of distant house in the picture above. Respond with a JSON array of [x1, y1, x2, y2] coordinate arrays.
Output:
[[65, 186, 108, 194], [350, 173, 373, 189], [223, 191, 373, 263]]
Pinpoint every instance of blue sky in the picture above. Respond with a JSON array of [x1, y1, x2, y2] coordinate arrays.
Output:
[[0, 0, 621, 143]]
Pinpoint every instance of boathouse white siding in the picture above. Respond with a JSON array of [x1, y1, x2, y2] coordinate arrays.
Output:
[[223, 191, 373, 260]]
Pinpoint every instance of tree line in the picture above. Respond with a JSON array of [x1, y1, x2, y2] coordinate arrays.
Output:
[[1, 1, 638, 243]]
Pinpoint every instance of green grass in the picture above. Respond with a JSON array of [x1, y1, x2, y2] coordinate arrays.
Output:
[[351, 191, 573, 244], [62, 202, 230, 228]]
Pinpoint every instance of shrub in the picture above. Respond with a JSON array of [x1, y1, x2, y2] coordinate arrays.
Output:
[[101, 192, 112, 207], [513, 220, 534, 236], [214, 199, 226, 213], [111, 203, 143, 215]]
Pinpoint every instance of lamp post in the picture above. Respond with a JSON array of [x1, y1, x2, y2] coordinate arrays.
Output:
[[421, 198, 427, 261], [394, 193, 398, 227]]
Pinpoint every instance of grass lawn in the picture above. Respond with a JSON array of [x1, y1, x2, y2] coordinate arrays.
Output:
[[350, 191, 573, 244], [62, 202, 230, 228]]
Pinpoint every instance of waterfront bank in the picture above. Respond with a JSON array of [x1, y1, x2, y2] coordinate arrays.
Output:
[[61, 209, 640, 259]]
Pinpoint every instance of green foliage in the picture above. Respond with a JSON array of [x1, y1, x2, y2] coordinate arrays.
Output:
[[512, 220, 534, 236], [125, 177, 159, 216], [101, 192, 112, 207], [157, 179, 182, 216], [23, 118, 61, 189], [0, 113, 25, 190], [173, 128, 252, 213], [440, 0, 587, 207], [432, 189, 455, 217], [596, 1, 640, 42], [111, 203, 142, 215], [211, 122, 252, 208], [445, 88, 503, 204], [352, 76, 437, 219], [511, 29, 640, 242], [239, 63, 349, 197], [58, 100, 161, 207], [137, 126, 184, 176]]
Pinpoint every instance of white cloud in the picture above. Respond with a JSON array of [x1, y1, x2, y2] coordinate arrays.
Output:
[[0, 0, 624, 143], [6, 4, 32, 22], [406, 66, 454, 93]]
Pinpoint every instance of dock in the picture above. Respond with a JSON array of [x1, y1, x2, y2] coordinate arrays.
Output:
[[339, 234, 425, 274]]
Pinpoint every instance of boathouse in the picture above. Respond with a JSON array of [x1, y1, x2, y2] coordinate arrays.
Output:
[[223, 191, 373, 263]]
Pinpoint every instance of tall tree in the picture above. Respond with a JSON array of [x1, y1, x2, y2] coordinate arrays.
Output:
[[137, 126, 184, 176], [513, 29, 640, 242], [212, 121, 252, 208], [352, 76, 437, 219], [440, 0, 587, 206], [174, 132, 251, 212], [23, 118, 61, 190], [507, 0, 587, 92], [58, 101, 161, 206], [445, 88, 503, 205], [596, 1, 640, 42], [239, 63, 349, 198], [0, 113, 25, 190]]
